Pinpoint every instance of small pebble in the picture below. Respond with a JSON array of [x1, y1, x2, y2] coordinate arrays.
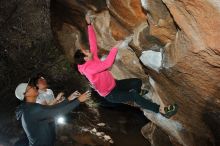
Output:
[[91, 128, 97, 133], [97, 123, 106, 127], [103, 135, 111, 141]]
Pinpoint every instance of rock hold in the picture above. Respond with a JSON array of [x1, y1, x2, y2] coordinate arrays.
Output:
[[140, 50, 162, 72]]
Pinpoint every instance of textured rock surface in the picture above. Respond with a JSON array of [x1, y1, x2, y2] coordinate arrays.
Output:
[[141, 122, 173, 146], [162, 0, 220, 52], [1, 0, 220, 146], [141, 0, 177, 44], [51, 0, 220, 146], [106, 0, 147, 30]]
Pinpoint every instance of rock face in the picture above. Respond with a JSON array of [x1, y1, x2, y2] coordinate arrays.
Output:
[[0, 0, 220, 146], [141, 122, 173, 146], [51, 0, 220, 146]]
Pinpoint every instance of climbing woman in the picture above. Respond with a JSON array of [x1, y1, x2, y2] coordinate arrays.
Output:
[[74, 13, 177, 118]]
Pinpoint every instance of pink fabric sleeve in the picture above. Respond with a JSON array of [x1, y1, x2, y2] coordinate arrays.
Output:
[[88, 48, 118, 74], [88, 25, 98, 60]]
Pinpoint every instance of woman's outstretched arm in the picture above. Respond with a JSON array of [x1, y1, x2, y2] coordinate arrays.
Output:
[[87, 47, 118, 74], [86, 15, 99, 60]]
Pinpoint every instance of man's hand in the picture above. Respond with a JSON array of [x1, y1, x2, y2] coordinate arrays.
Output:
[[77, 91, 91, 102], [68, 91, 81, 101]]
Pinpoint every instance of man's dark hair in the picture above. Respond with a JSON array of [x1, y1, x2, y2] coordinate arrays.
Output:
[[74, 50, 86, 65]]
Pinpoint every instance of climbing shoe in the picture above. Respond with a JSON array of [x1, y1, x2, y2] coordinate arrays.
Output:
[[140, 89, 149, 96], [163, 103, 178, 118]]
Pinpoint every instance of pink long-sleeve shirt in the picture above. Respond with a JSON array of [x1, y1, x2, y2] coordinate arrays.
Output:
[[78, 25, 118, 97]]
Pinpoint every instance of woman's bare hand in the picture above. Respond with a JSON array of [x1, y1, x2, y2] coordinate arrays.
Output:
[[56, 92, 64, 101], [85, 15, 91, 24]]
